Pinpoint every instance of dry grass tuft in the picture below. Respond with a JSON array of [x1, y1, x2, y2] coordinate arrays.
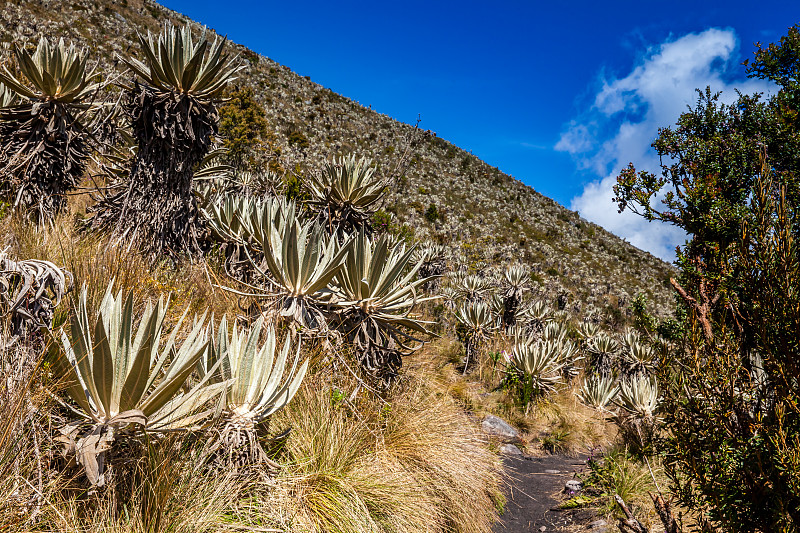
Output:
[[521, 387, 616, 455], [38, 436, 249, 533], [1, 212, 241, 322], [382, 377, 501, 532], [266, 365, 502, 533], [0, 342, 48, 531]]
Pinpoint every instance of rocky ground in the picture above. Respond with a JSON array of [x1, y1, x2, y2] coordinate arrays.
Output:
[[484, 415, 611, 533], [494, 453, 608, 533]]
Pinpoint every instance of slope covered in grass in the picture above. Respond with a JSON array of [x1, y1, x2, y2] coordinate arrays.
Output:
[[0, 0, 676, 321]]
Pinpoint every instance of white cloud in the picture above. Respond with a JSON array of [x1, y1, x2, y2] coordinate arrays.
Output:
[[520, 142, 548, 150], [558, 28, 774, 260], [553, 121, 595, 154]]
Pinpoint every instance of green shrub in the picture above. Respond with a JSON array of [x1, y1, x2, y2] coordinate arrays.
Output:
[[218, 86, 270, 170], [615, 25, 800, 531], [284, 172, 309, 202], [369, 209, 414, 244], [287, 130, 309, 149], [371, 209, 392, 234], [424, 203, 439, 223]]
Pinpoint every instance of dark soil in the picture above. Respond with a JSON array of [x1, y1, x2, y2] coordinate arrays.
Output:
[[493, 453, 603, 532]]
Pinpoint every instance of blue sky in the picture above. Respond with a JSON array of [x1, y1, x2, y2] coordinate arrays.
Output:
[[161, 0, 796, 259]]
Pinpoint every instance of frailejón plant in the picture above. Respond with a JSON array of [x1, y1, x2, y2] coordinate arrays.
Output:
[[456, 300, 494, 373], [51, 283, 226, 486], [0, 37, 101, 219], [331, 231, 435, 380], [92, 22, 240, 259], [202, 315, 307, 467], [578, 375, 619, 411], [307, 154, 388, 235], [230, 198, 353, 329]]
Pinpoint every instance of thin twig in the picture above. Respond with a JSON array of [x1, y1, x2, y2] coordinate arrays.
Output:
[[19, 475, 68, 526]]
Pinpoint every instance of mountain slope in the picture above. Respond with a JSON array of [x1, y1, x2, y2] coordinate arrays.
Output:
[[0, 0, 676, 319]]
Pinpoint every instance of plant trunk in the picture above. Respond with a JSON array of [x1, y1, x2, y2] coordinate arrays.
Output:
[[0, 102, 89, 221], [615, 494, 649, 533], [650, 493, 682, 533], [503, 294, 519, 330], [91, 87, 217, 260]]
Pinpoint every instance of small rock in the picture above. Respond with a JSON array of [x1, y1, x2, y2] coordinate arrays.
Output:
[[499, 444, 523, 455], [588, 519, 607, 530], [539, 527, 547, 532], [544, 469, 561, 474], [481, 415, 520, 442], [565, 479, 583, 493]]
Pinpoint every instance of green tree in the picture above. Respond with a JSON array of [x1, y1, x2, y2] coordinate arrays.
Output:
[[614, 24, 800, 532], [218, 85, 270, 171]]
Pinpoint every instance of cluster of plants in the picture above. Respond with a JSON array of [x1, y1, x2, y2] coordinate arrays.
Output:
[[0, 21, 503, 533], [200, 151, 436, 382], [435, 260, 658, 422], [0, 18, 438, 377]]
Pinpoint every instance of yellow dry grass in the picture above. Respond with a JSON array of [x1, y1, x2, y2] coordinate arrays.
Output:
[[260, 363, 502, 533]]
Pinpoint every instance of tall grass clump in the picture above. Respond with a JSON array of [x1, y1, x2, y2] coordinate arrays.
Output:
[[38, 435, 252, 533], [0, 343, 50, 531], [271, 366, 501, 533]]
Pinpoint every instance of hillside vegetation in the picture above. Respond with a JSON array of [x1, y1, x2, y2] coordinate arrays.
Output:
[[0, 0, 675, 322]]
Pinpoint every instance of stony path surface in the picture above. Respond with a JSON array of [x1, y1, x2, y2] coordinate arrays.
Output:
[[493, 453, 601, 533]]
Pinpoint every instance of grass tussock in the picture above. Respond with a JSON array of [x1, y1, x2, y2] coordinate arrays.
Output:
[[265, 367, 501, 533], [38, 437, 249, 533], [582, 446, 667, 528], [0, 342, 48, 531]]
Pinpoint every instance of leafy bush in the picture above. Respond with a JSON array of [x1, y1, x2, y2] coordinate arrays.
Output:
[[287, 129, 309, 149], [424, 202, 439, 222], [370, 209, 414, 244], [371, 209, 392, 233], [615, 24, 800, 531]]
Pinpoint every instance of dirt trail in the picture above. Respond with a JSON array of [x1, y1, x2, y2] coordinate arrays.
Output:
[[493, 453, 600, 532]]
